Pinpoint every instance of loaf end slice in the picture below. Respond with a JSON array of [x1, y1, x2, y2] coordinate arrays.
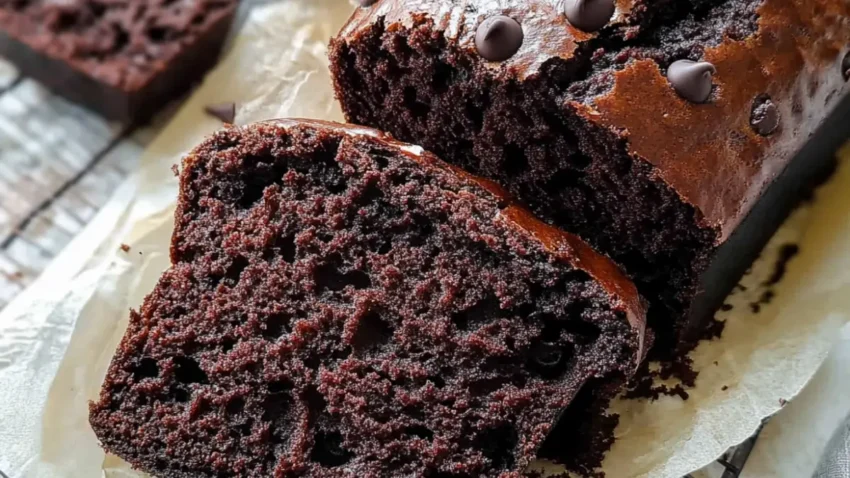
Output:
[[89, 119, 646, 477]]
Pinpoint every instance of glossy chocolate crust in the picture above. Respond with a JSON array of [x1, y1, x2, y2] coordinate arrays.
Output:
[[0, 0, 238, 123], [273, 119, 648, 352], [338, 0, 850, 241]]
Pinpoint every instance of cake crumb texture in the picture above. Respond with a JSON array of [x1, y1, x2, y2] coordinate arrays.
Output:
[[89, 120, 645, 477]]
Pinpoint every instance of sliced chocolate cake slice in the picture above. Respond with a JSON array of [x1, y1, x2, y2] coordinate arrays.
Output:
[[89, 120, 646, 477], [329, 0, 850, 357], [0, 0, 238, 122]]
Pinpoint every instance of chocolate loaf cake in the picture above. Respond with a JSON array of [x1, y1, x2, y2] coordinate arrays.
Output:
[[89, 120, 647, 477], [0, 0, 238, 123], [329, 0, 850, 357]]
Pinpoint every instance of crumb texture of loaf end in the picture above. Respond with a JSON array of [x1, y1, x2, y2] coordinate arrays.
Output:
[[329, 0, 850, 356], [89, 119, 646, 478], [0, 0, 239, 121]]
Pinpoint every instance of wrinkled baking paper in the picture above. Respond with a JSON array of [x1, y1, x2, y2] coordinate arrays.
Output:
[[1, 1, 848, 477]]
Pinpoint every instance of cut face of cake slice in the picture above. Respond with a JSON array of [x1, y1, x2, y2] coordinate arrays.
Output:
[[89, 119, 646, 477]]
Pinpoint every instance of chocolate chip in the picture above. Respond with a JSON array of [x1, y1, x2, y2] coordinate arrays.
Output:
[[842, 51, 850, 81], [564, 0, 615, 32], [667, 60, 716, 103], [751, 96, 780, 136], [204, 102, 236, 123], [355, 0, 377, 6], [475, 15, 523, 62]]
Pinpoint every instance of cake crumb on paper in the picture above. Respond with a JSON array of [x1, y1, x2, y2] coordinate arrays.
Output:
[[748, 244, 800, 314], [765, 244, 800, 286]]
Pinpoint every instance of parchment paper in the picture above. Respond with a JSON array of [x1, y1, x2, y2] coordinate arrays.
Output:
[[1, 1, 848, 477]]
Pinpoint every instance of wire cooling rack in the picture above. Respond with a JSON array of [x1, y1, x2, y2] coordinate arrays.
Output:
[[691, 423, 765, 478], [0, 43, 762, 478]]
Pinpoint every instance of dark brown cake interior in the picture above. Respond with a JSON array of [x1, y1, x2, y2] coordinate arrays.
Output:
[[89, 121, 643, 477], [330, 0, 767, 356], [0, 0, 236, 90]]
